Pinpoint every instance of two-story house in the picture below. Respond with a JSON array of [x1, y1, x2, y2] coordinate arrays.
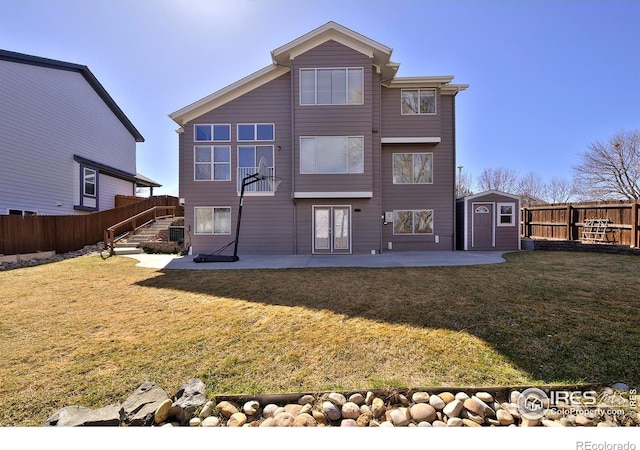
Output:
[[170, 22, 467, 256], [0, 49, 160, 216]]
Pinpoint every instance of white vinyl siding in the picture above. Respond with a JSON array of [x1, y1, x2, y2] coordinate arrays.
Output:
[[0, 59, 137, 215]]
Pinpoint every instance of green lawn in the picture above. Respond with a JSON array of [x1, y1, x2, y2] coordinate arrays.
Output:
[[0, 250, 638, 426]]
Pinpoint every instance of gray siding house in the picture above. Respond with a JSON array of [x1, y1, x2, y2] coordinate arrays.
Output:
[[170, 22, 467, 255], [0, 49, 159, 216]]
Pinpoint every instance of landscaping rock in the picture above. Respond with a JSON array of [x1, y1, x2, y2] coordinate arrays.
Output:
[[273, 412, 295, 427], [170, 378, 206, 425], [43, 405, 121, 427], [201, 416, 221, 427], [154, 399, 173, 424], [216, 401, 239, 418], [293, 413, 317, 427], [198, 400, 214, 419], [411, 391, 430, 404], [341, 419, 358, 427], [389, 407, 411, 426], [371, 397, 386, 418], [322, 401, 342, 421], [409, 403, 436, 423], [496, 409, 514, 426], [121, 381, 169, 426], [463, 397, 486, 418], [349, 393, 365, 405], [429, 394, 446, 410], [438, 392, 455, 404], [341, 402, 361, 420], [227, 412, 247, 427], [443, 399, 464, 418], [298, 395, 315, 405], [475, 392, 494, 403], [327, 392, 346, 406]]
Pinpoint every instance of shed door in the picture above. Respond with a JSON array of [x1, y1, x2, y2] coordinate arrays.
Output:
[[472, 204, 494, 249]]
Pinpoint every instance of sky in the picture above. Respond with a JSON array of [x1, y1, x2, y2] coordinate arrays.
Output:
[[1, 0, 638, 197]]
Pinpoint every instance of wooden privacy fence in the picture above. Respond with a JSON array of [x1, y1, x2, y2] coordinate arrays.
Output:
[[0, 196, 184, 255], [521, 200, 640, 247]]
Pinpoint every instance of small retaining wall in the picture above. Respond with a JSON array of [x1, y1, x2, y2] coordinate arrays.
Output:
[[523, 239, 640, 255]]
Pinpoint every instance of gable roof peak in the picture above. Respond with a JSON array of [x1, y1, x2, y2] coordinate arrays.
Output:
[[271, 21, 398, 79]]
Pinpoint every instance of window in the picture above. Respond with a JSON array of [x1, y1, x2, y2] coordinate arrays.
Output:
[[401, 89, 436, 115], [237, 123, 275, 141], [498, 203, 515, 226], [194, 146, 230, 181], [393, 210, 434, 235], [194, 207, 231, 235], [83, 167, 97, 197], [8, 209, 37, 216], [300, 68, 363, 105], [393, 153, 433, 184], [238, 145, 274, 192], [194, 124, 231, 142], [300, 136, 364, 174]]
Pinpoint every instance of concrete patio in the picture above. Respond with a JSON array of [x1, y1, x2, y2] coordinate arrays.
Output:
[[122, 251, 512, 270]]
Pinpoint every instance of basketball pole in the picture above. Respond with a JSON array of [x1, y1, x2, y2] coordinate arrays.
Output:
[[232, 172, 261, 260]]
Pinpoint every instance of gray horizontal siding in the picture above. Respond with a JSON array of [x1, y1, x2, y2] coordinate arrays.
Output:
[[0, 60, 137, 215], [291, 40, 374, 194], [180, 73, 294, 255]]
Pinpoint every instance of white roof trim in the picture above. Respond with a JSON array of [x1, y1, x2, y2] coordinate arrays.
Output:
[[381, 137, 441, 144], [463, 190, 521, 201], [169, 65, 290, 125], [294, 191, 373, 199]]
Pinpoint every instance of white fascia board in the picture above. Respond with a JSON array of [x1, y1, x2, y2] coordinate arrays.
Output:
[[381, 137, 441, 144], [294, 191, 373, 199], [464, 190, 521, 201], [271, 21, 391, 64], [386, 76, 455, 88], [169, 65, 290, 125]]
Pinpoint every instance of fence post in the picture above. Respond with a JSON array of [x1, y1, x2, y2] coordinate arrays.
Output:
[[632, 201, 639, 248], [566, 204, 573, 240]]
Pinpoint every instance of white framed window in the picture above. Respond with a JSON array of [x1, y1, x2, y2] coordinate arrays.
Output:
[[401, 89, 436, 115], [194, 206, 231, 235], [194, 146, 231, 181], [392, 153, 433, 184], [237, 123, 275, 141], [194, 124, 231, 142], [300, 136, 364, 174], [497, 202, 515, 226], [300, 68, 363, 105], [83, 167, 97, 197], [393, 210, 434, 235], [237, 145, 275, 193]]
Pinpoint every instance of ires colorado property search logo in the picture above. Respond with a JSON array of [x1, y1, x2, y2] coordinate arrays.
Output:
[[516, 388, 635, 420]]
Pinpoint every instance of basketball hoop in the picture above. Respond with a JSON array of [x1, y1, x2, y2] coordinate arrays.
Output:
[[257, 157, 282, 192]]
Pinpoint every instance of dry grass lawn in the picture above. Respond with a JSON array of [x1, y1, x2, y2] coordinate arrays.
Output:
[[0, 250, 638, 426]]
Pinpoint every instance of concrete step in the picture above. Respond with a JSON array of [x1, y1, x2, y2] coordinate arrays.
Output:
[[113, 247, 143, 255]]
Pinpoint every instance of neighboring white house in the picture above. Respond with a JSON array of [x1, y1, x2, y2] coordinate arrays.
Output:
[[0, 49, 160, 216]]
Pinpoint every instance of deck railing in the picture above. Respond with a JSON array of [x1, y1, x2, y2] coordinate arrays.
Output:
[[104, 206, 177, 255]]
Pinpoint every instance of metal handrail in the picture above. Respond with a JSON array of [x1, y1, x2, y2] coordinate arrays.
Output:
[[104, 206, 176, 255]]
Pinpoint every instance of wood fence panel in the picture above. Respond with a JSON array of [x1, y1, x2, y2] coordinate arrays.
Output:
[[0, 195, 184, 255], [522, 201, 639, 247]]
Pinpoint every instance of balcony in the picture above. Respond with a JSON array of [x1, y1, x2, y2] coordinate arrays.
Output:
[[237, 166, 275, 194]]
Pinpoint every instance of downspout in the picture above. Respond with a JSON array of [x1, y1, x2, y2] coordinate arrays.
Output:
[[378, 70, 384, 254], [290, 63, 297, 254], [452, 90, 457, 251]]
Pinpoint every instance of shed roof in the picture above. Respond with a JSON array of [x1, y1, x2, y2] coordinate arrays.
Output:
[[0, 49, 144, 142]]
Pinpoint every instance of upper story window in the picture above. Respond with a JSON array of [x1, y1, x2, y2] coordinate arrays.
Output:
[[194, 124, 231, 142], [83, 167, 97, 197], [237, 123, 275, 141], [300, 68, 363, 105], [194, 146, 231, 181], [300, 136, 364, 174], [238, 145, 275, 193], [393, 153, 433, 184], [401, 89, 436, 115]]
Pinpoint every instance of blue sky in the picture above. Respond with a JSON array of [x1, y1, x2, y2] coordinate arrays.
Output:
[[1, 0, 638, 197]]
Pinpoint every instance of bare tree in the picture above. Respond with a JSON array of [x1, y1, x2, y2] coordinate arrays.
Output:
[[517, 171, 548, 204], [547, 177, 577, 204], [572, 130, 640, 200], [456, 168, 474, 198], [477, 167, 519, 193]]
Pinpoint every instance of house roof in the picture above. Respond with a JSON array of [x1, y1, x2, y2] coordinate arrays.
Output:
[[73, 155, 161, 188], [461, 190, 522, 201], [169, 21, 467, 126], [0, 49, 144, 143]]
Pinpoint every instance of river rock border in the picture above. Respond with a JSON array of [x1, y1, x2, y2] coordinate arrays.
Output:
[[43, 379, 639, 427]]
